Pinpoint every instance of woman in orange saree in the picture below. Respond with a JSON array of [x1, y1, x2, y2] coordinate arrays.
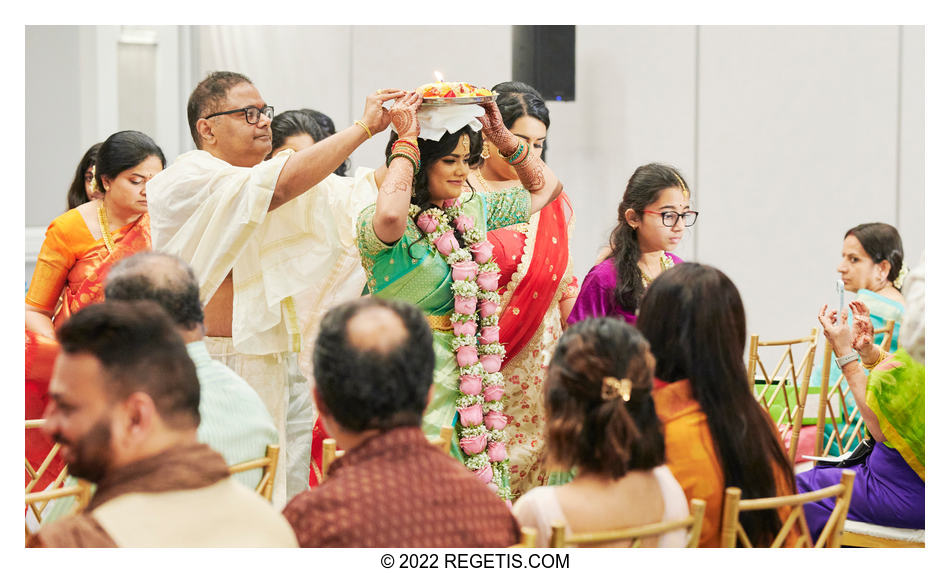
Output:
[[467, 83, 577, 498], [26, 131, 164, 337], [25, 131, 164, 504]]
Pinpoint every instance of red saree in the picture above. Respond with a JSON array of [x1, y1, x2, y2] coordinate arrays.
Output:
[[487, 193, 576, 497], [490, 194, 574, 366]]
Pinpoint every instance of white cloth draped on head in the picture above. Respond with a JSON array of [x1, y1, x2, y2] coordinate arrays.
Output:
[[417, 104, 485, 141]]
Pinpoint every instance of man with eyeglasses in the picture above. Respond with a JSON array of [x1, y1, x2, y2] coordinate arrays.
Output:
[[146, 71, 403, 507]]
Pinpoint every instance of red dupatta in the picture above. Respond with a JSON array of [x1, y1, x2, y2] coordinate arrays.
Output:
[[490, 194, 573, 366]]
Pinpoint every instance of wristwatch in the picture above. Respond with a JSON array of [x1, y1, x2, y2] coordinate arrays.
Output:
[[835, 349, 861, 368]]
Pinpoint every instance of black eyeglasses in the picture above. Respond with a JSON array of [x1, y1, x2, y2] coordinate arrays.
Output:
[[642, 210, 699, 227], [204, 105, 275, 124]]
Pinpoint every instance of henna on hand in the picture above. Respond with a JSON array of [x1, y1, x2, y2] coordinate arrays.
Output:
[[513, 150, 546, 192], [477, 102, 518, 154], [379, 156, 414, 196], [361, 89, 405, 135], [391, 93, 422, 138]]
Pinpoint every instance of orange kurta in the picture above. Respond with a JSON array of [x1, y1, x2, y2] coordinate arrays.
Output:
[[26, 208, 151, 326], [653, 379, 799, 547]]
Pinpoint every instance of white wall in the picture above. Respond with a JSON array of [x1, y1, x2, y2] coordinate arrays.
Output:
[[25, 25, 923, 342]]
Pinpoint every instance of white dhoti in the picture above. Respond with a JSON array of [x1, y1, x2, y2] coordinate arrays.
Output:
[[147, 150, 378, 506], [204, 337, 314, 507]]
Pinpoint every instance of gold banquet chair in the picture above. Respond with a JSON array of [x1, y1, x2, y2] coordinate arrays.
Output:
[[25, 419, 68, 499], [25, 419, 93, 543], [720, 469, 855, 548], [321, 426, 454, 476], [25, 419, 79, 523], [814, 320, 894, 458], [24, 479, 93, 545], [228, 444, 280, 501], [549, 499, 706, 548], [747, 329, 819, 462], [509, 526, 538, 548]]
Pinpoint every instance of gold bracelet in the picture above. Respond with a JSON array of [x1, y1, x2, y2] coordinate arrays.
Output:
[[354, 120, 372, 140], [861, 347, 887, 370]]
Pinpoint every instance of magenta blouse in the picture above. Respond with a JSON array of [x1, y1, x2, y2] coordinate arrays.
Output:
[[566, 253, 684, 326]]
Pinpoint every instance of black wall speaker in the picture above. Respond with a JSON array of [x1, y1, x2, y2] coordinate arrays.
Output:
[[511, 25, 575, 102]]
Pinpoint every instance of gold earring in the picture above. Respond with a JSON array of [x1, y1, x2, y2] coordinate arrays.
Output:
[[480, 142, 491, 160]]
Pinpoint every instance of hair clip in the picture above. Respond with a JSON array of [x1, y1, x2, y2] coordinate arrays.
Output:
[[601, 376, 632, 402]]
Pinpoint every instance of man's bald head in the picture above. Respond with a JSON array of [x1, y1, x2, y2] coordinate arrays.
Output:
[[105, 252, 204, 331], [313, 298, 434, 433], [345, 306, 409, 355]]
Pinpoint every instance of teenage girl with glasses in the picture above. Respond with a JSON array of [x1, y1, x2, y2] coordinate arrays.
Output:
[[567, 163, 697, 326]]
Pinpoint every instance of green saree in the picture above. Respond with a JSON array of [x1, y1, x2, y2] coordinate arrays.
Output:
[[356, 189, 530, 462]]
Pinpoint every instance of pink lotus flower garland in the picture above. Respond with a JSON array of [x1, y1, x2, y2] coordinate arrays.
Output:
[[408, 198, 511, 500]]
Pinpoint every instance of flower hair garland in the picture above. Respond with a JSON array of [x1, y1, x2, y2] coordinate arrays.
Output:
[[410, 197, 512, 501]]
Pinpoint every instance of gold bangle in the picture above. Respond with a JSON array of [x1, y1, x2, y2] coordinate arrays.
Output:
[[861, 347, 887, 370], [354, 120, 372, 140]]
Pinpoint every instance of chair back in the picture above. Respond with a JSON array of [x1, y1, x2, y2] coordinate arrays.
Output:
[[321, 426, 453, 476], [434, 425, 454, 454], [814, 320, 894, 457], [25, 418, 75, 527], [228, 444, 280, 501], [509, 526, 538, 548], [549, 498, 706, 548], [24, 478, 94, 544], [747, 329, 819, 461], [321, 438, 343, 477], [25, 419, 68, 497], [720, 470, 855, 548]]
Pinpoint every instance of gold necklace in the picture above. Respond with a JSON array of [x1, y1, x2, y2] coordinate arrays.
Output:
[[97, 201, 116, 254], [640, 253, 674, 287], [474, 168, 493, 193]]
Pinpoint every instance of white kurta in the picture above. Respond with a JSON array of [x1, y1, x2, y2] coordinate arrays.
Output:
[[147, 149, 376, 505]]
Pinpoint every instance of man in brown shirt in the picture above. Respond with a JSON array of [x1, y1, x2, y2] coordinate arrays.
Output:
[[27, 301, 297, 547], [282, 297, 519, 547]]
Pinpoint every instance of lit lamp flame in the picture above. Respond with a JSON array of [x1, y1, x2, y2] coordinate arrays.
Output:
[[434, 70, 444, 83]]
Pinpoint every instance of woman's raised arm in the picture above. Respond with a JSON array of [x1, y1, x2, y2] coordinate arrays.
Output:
[[372, 93, 423, 244], [477, 101, 562, 215], [817, 305, 885, 443]]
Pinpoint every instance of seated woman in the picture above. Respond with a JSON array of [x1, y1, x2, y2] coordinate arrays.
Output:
[[567, 163, 695, 325], [806, 222, 906, 457], [512, 317, 689, 547], [638, 263, 799, 547], [356, 91, 563, 500], [26, 130, 165, 338], [66, 142, 102, 210], [797, 300, 924, 539]]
